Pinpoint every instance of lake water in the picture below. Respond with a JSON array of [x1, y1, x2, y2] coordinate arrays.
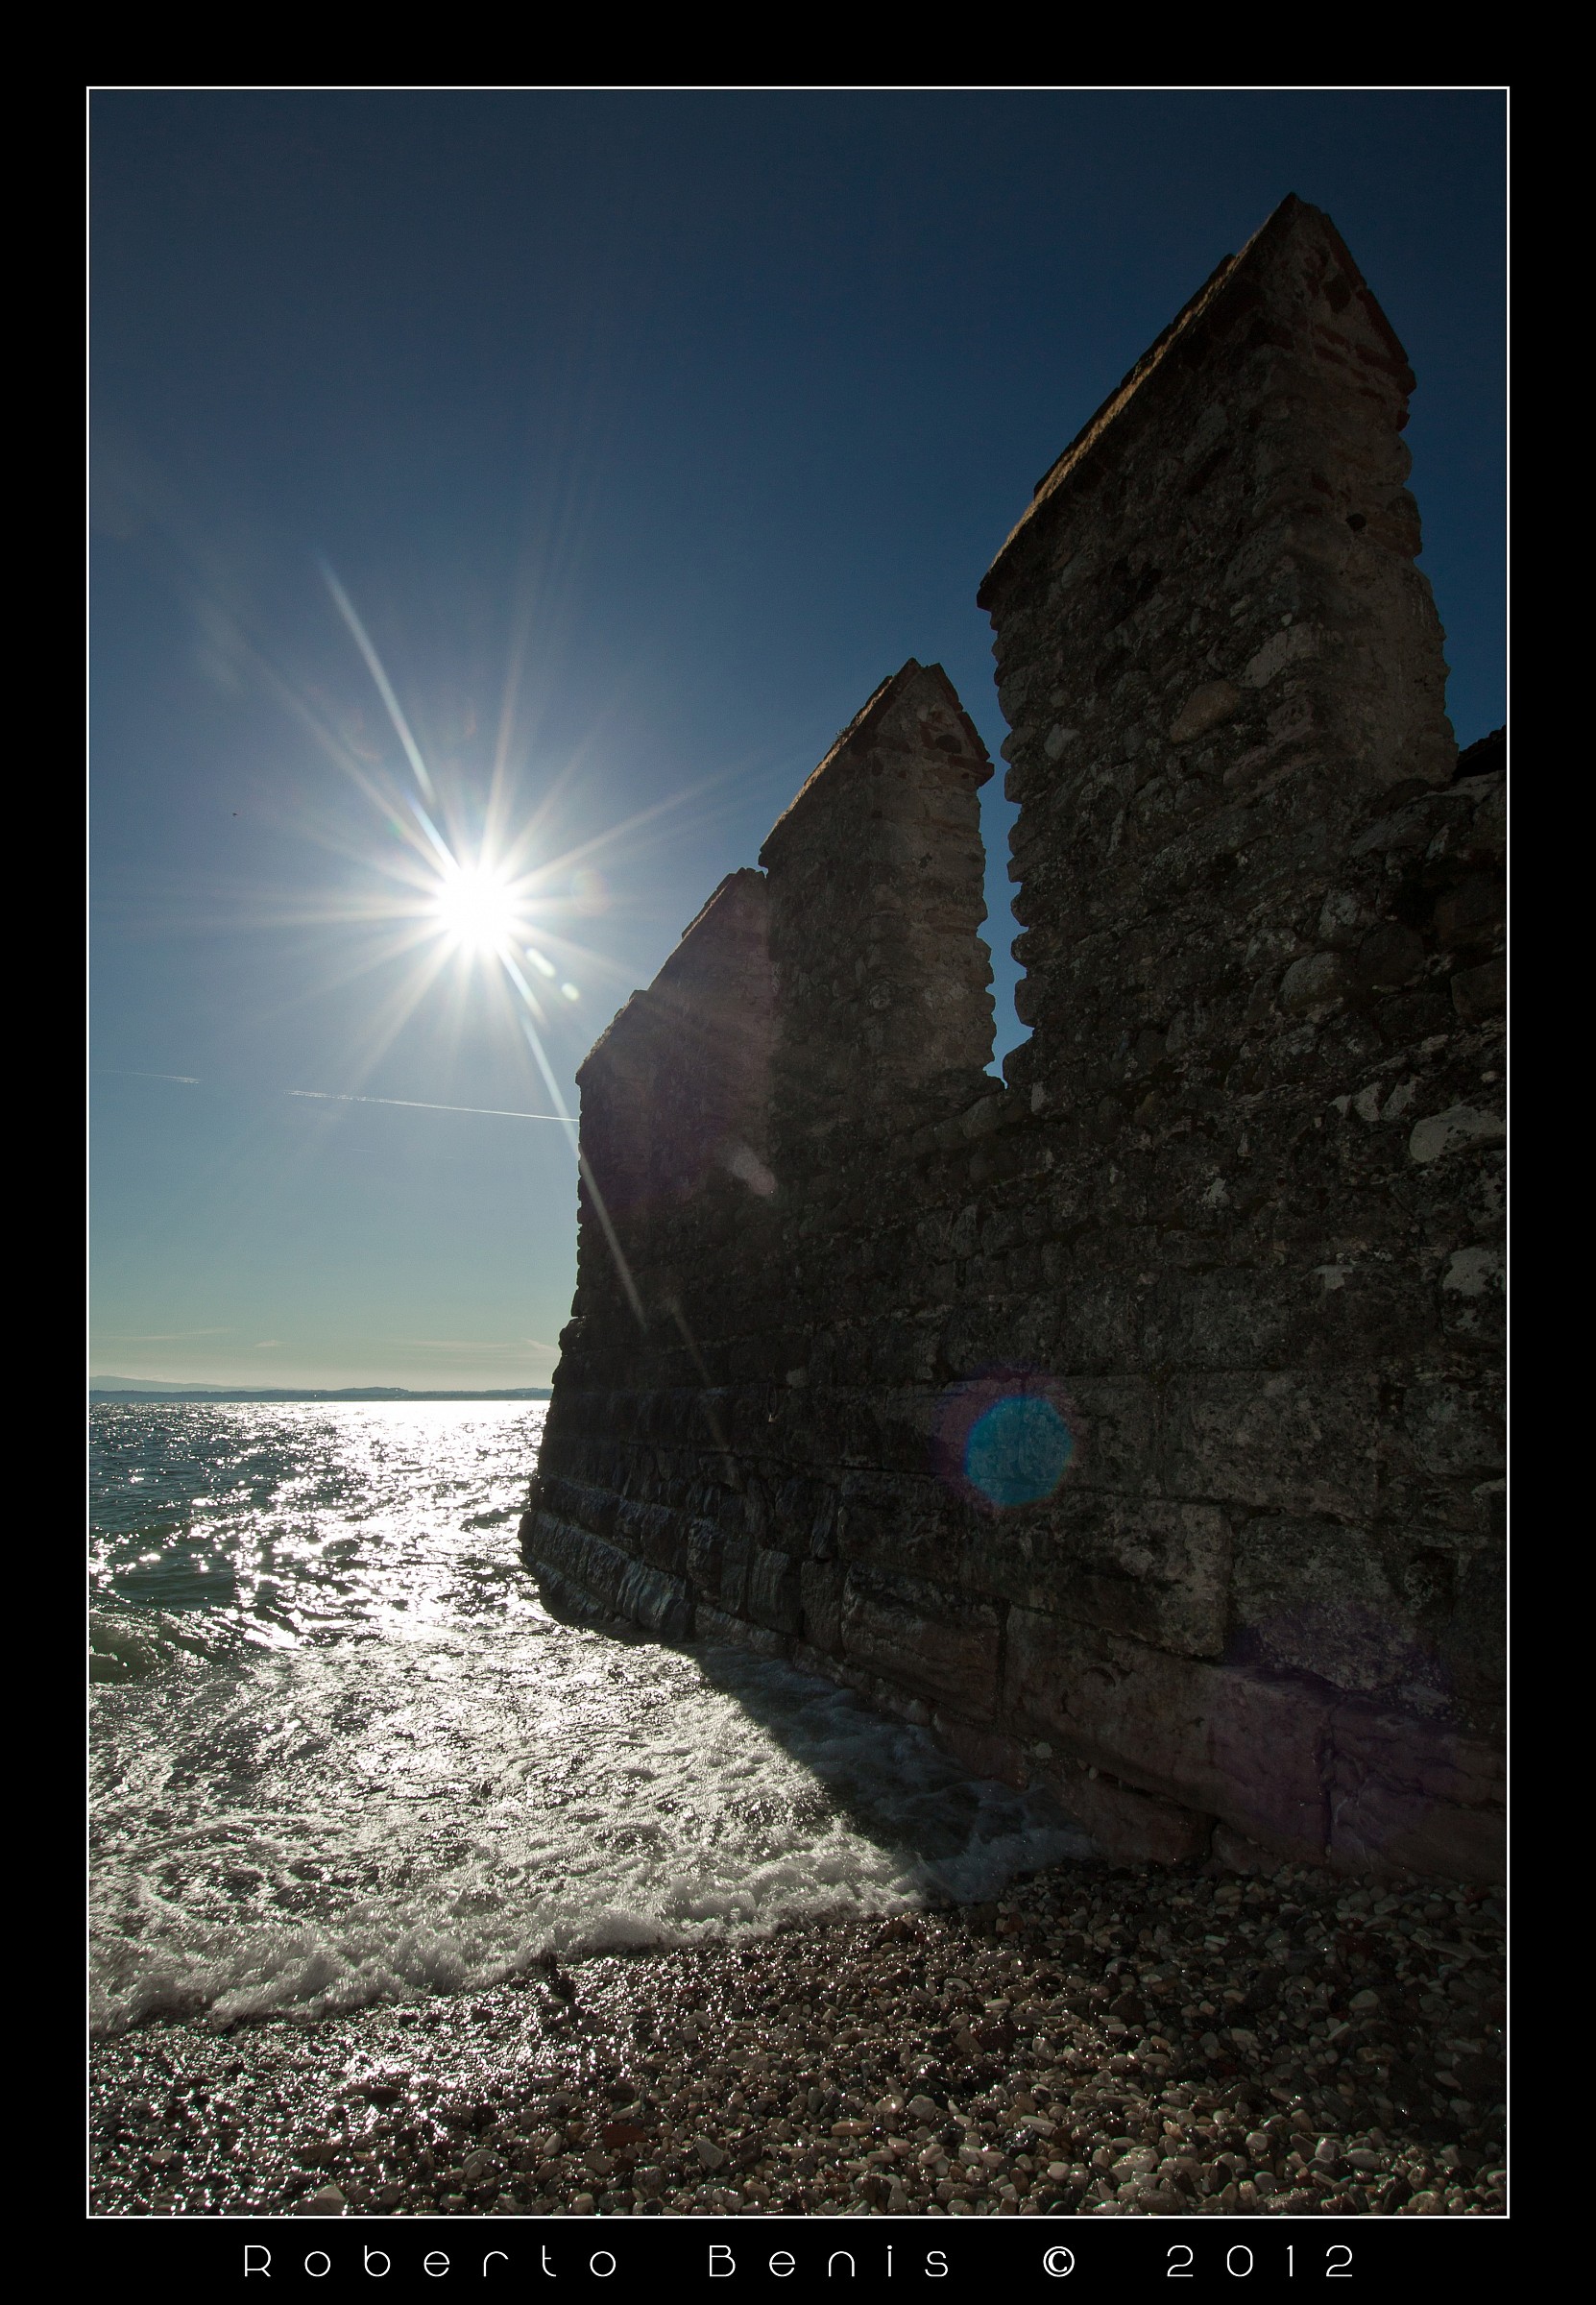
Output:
[[89, 1402, 1087, 2035]]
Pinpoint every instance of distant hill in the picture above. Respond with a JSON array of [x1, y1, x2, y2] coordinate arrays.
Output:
[[89, 1377, 552, 1403]]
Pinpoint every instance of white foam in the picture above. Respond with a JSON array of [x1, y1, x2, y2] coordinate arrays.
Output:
[[90, 1405, 1092, 2034], [91, 1623, 1088, 2032]]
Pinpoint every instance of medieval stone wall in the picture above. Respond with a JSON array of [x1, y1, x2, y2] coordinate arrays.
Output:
[[521, 197, 1504, 1884]]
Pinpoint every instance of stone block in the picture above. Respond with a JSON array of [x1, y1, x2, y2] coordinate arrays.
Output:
[[1394, 1380, 1505, 1482], [1326, 1703, 1504, 1882], [983, 1494, 1230, 1657], [719, 1532, 751, 1616], [1230, 1516, 1428, 1692], [840, 1569, 1002, 1721], [532, 1566, 611, 1626], [1168, 679, 1243, 745], [694, 1604, 793, 1662], [1407, 1104, 1505, 1166], [616, 1496, 688, 1575], [931, 1714, 1025, 1787], [1004, 1614, 1331, 1860], [525, 1516, 629, 1614], [747, 1545, 804, 1635], [616, 1560, 694, 1641], [1355, 922, 1426, 991], [798, 1560, 845, 1655], [1062, 1378, 1159, 1492], [1033, 1753, 1214, 1865], [540, 1475, 619, 1541], [685, 1518, 723, 1599], [1162, 1371, 1378, 1518], [1278, 952, 1348, 1016]]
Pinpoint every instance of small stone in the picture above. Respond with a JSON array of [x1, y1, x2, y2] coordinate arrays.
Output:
[[1348, 1988, 1381, 2013], [694, 2137, 727, 2171], [462, 2147, 504, 2184], [1169, 680, 1242, 744], [295, 2184, 348, 2216], [1357, 922, 1425, 989], [1314, 2137, 1342, 2167], [1408, 1104, 1505, 1164], [569, 2191, 597, 2216], [1451, 958, 1505, 1022], [1278, 952, 1348, 1016]]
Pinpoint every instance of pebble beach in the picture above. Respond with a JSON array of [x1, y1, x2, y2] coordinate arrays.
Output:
[[89, 1853, 1505, 2220]]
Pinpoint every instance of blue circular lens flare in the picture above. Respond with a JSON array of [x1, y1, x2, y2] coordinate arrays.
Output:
[[962, 1394, 1076, 1508], [933, 1368, 1080, 1513]]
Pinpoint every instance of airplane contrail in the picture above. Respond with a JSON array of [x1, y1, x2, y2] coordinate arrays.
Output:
[[288, 1089, 568, 1122], [101, 1070, 201, 1084]]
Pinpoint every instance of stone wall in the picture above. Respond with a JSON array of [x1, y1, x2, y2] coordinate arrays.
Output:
[[521, 196, 1504, 1884]]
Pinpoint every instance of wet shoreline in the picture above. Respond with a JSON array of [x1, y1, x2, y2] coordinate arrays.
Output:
[[90, 1854, 1505, 2220]]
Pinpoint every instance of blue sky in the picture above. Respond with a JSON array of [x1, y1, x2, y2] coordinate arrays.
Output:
[[90, 89, 1506, 1390]]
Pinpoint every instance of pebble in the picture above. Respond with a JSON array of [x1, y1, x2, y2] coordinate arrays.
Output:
[[88, 1855, 1506, 2219], [294, 2184, 348, 2217]]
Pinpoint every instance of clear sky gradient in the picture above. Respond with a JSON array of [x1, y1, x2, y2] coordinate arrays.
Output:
[[90, 89, 1506, 1390]]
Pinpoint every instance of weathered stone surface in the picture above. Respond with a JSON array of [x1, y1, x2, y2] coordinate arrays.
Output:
[[1034, 1753, 1215, 1865], [931, 1714, 1025, 1789], [694, 1604, 792, 1662], [746, 1545, 804, 1634], [1004, 1614, 1331, 1860], [798, 1559, 845, 1655], [615, 1561, 694, 1641], [985, 1494, 1231, 1657], [840, 1569, 1002, 1720], [521, 194, 1504, 1883], [1408, 1104, 1506, 1165], [1229, 1516, 1424, 1692], [1326, 1704, 1505, 1881], [1450, 958, 1506, 1022]]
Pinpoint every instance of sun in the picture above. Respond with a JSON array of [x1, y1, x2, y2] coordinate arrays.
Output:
[[432, 864, 520, 953]]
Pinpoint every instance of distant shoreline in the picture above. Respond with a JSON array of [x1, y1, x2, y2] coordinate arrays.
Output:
[[88, 1387, 552, 1404]]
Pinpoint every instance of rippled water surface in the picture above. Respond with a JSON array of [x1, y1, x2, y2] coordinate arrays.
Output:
[[90, 1403, 1086, 2033]]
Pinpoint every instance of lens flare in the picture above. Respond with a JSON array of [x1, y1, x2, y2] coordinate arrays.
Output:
[[964, 1395, 1075, 1507], [934, 1370, 1079, 1513]]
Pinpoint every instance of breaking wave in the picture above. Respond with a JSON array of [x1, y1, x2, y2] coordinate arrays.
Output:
[[90, 1404, 1089, 2034]]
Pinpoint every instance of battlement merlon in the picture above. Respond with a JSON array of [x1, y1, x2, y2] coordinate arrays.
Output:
[[980, 193, 1455, 813], [573, 866, 776, 1247], [760, 660, 997, 1142]]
